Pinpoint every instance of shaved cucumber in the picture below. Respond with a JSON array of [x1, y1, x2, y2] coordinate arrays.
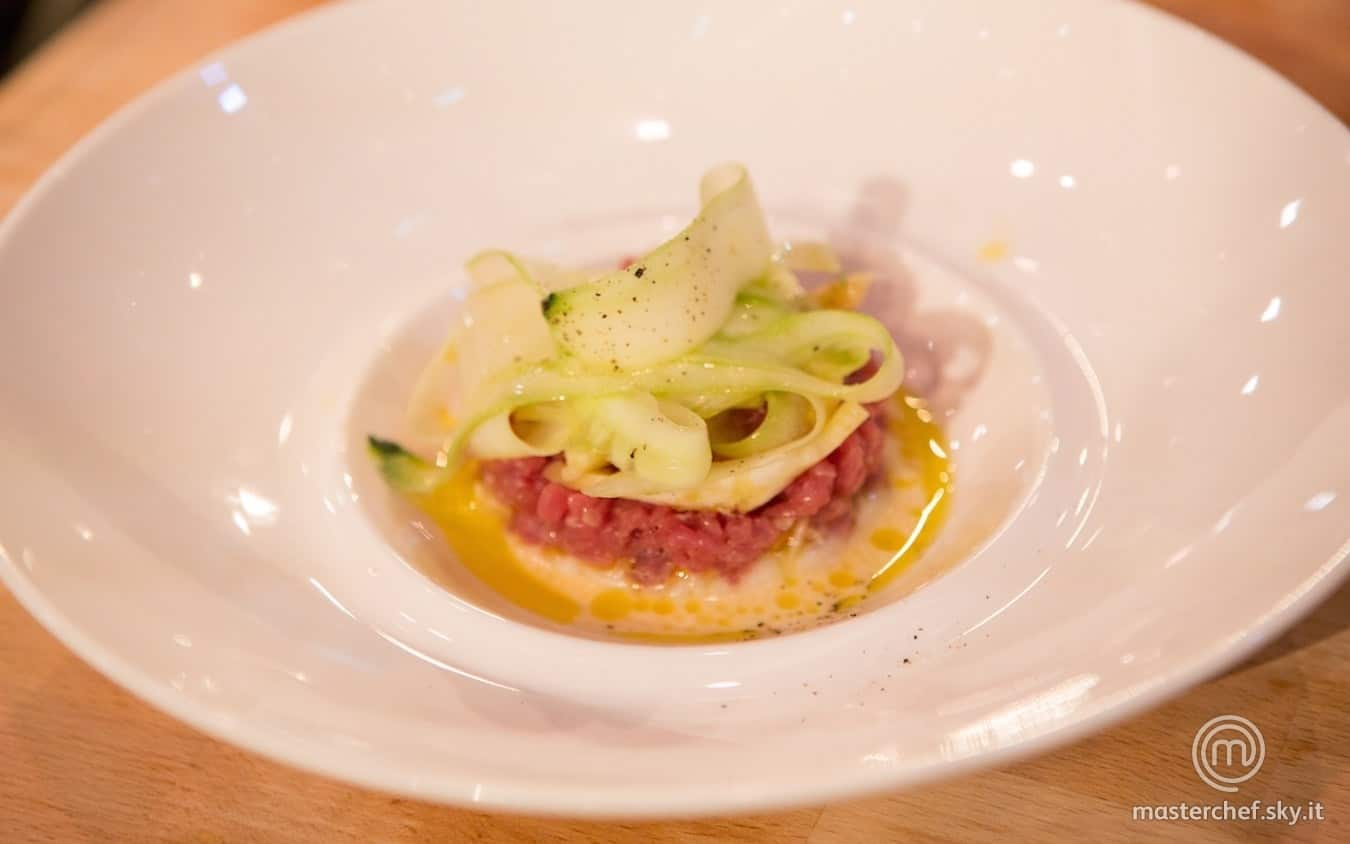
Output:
[[541, 164, 775, 369], [367, 437, 449, 494], [375, 165, 910, 510]]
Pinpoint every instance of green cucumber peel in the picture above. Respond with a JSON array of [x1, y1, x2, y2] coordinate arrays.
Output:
[[366, 436, 451, 495]]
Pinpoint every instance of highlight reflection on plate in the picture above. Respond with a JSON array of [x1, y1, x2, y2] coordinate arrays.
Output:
[[0, 0, 1347, 817]]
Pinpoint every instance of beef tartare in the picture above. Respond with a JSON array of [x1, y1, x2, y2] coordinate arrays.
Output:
[[368, 164, 947, 636], [481, 402, 887, 585]]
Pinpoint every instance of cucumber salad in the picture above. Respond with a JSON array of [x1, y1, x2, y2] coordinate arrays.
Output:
[[372, 164, 904, 513]]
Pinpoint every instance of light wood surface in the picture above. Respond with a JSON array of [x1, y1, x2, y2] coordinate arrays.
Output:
[[1, 1, 1347, 841]]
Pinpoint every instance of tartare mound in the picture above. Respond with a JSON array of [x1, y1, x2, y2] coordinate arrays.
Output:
[[481, 403, 888, 584]]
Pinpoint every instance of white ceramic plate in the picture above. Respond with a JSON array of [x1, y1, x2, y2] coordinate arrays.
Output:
[[2, 0, 1348, 818]]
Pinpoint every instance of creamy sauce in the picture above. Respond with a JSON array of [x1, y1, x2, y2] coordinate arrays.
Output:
[[411, 393, 951, 641]]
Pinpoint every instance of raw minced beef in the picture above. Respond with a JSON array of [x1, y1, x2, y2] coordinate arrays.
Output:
[[480, 403, 888, 584]]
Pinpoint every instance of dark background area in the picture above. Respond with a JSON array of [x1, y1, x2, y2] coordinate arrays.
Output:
[[0, 0, 96, 77]]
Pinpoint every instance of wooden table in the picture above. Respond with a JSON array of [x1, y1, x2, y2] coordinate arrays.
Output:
[[1, 1, 1346, 840]]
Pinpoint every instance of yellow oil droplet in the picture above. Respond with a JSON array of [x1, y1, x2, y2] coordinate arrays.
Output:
[[870, 528, 908, 553], [775, 592, 801, 610], [834, 594, 864, 612], [652, 597, 675, 615], [634, 596, 651, 611], [416, 463, 580, 624], [590, 588, 636, 621], [828, 570, 856, 588], [977, 239, 1010, 262], [684, 598, 701, 613]]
